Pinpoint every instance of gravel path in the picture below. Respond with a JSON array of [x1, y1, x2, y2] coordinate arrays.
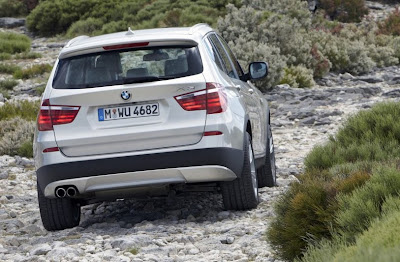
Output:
[[2, 26, 400, 262]]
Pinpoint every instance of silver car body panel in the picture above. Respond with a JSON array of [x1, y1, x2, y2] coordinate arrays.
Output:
[[44, 165, 236, 198]]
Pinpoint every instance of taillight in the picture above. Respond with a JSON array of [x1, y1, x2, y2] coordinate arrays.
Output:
[[205, 83, 227, 114], [37, 99, 80, 131], [174, 83, 227, 114]]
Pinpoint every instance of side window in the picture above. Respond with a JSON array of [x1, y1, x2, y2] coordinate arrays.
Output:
[[217, 35, 244, 78], [209, 34, 238, 79], [204, 37, 226, 73]]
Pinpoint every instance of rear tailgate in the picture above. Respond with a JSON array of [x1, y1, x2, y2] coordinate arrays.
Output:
[[50, 74, 207, 157]]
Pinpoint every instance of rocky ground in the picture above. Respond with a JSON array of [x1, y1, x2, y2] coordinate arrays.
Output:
[[1, 2, 400, 261]]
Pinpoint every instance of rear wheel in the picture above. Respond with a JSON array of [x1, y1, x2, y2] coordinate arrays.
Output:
[[221, 132, 259, 210], [37, 182, 81, 231], [257, 124, 276, 187]]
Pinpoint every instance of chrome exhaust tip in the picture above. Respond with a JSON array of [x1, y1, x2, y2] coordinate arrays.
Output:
[[66, 187, 77, 197], [55, 187, 66, 198]]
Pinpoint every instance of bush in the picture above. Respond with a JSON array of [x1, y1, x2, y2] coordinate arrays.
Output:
[[267, 168, 371, 261], [14, 52, 42, 59], [305, 102, 400, 170], [0, 79, 18, 90], [301, 198, 400, 262], [279, 66, 315, 88], [27, 0, 240, 37], [13, 64, 52, 79], [379, 8, 400, 36], [0, 32, 31, 54], [0, 100, 39, 121], [0, 63, 21, 75], [0, 53, 11, 61], [0, 117, 35, 157], [0, 0, 28, 17], [319, 0, 369, 23], [335, 166, 400, 242]]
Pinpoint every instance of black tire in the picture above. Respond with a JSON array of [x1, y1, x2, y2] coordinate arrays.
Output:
[[257, 124, 276, 188], [37, 182, 81, 231], [221, 132, 259, 210]]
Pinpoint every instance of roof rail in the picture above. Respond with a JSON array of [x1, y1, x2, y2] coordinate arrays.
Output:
[[189, 23, 211, 34], [65, 35, 90, 48]]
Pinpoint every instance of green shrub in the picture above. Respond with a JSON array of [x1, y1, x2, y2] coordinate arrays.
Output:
[[305, 102, 400, 170], [27, 0, 240, 37], [0, 100, 40, 121], [0, 32, 31, 54], [66, 17, 103, 38], [0, 53, 11, 61], [279, 66, 315, 88], [0, 79, 18, 90], [17, 139, 33, 158], [319, 0, 369, 23], [0, 0, 28, 17], [13, 64, 52, 79], [379, 8, 400, 36], [0, 117, 35, 157], [0, 63, 21, 75], [267, 168, 371, 261], [301, 202, 400, 262], [35, 84, 46, 96], [335, 167, 400, 242], [14, 52, 42, 60]]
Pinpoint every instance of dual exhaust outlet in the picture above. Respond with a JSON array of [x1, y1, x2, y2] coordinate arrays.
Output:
[[55, 186, 78, 198]]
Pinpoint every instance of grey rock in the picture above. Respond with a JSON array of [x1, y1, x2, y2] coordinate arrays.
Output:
[[0, 17, 25, 28], [30, 243, 52, 256], [0, 170, 9, 179], [8, 211, 16, 218], [354, 76, 383, 84], [366, 2, 385, 10], [20, 224, 44, 235], [46, 43, 65, 48], [217, 211, 230, 220], [14, 156, 34, 167], [46, 246, 82, 258], [0, 93, 4, 103], [221, 236, 235, 244], [300, 117, 316, 126], [383, 89, 400, 98]]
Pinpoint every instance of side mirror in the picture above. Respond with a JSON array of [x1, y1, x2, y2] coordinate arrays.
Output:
[[249, 62, 268, 80]]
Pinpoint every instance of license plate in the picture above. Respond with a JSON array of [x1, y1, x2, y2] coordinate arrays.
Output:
[[98, 103, 159, 121]]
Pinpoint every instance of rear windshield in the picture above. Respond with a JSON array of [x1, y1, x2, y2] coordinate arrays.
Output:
[[53, 46, 203, 89]]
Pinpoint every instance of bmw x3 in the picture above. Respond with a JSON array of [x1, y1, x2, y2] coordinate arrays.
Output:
[[34, 24, 276, 231]]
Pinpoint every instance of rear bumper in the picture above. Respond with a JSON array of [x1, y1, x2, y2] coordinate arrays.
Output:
[[36, 148, 243, 198]]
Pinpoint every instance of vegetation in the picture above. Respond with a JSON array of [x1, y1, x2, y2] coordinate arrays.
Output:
[[0, 53, 11, 61], [26, 0, 240, 37], [14, 52, 42, 60], [0, 100, 40, 121], [267, 102, 400, 261], [0, 63, 21, 75], [0, 32, 31, 54], [0, 79, 18, 90], [379, 8, 400, 36], [13, 64, 52, 79], [319, 0, 369, 22], [0, 117, 35, 158]]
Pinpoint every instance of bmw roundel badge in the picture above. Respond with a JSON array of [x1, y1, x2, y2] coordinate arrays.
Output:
[[121, 90, 131, 101]]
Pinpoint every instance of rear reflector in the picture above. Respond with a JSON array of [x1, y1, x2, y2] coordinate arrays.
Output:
[[43, 147, 59, 153], [174, 83, 227, 114], [103, 42, 149, 50], [38, 99, 80, 131], [204, 131, 223, 136]]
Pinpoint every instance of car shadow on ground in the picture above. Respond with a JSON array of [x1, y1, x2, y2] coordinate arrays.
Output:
[[77, 191, 236, 232]]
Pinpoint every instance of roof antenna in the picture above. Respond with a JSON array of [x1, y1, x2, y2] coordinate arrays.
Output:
[[126, 27, 134, 36]]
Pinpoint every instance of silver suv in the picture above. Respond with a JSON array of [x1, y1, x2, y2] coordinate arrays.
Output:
[[34, 24, 276, 231]]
